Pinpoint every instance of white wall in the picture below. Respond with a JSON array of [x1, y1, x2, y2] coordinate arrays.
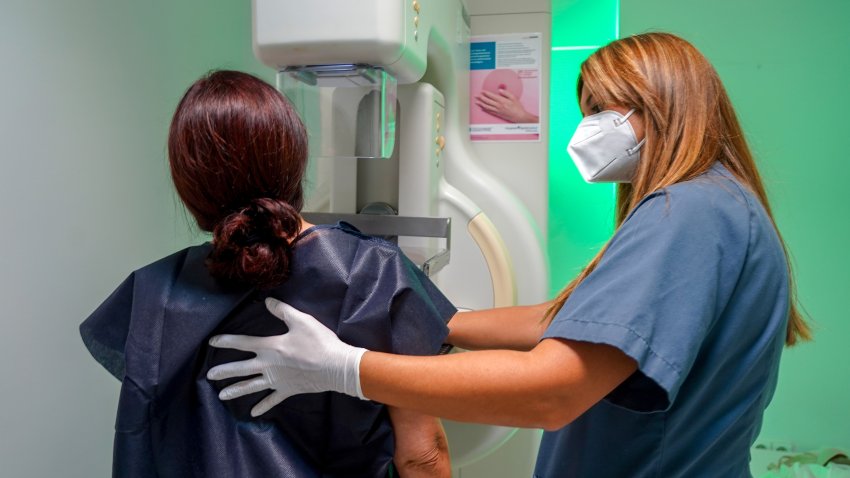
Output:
[[0, 1, 269, 476]]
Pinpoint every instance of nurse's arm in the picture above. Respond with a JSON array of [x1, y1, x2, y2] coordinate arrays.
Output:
[[446, 301, 553, 351], [361, 338, 637, 431]]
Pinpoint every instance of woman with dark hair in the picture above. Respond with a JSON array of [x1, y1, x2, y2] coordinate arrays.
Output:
[[207, 33, 811, 477], [80, 70, 453, 477]]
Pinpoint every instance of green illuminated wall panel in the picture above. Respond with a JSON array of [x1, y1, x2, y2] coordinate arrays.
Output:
[[548, 0, 619, 297], [552, 0, 618, 47]]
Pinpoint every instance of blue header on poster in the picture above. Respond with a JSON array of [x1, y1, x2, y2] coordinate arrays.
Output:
[[470, 42, 496, 70]]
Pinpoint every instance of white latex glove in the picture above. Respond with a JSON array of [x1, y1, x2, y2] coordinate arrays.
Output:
[[206, 297, 367, 417]]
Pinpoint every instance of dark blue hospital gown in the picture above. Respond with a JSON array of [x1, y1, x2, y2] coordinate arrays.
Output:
[[80, 222, 455, 478]]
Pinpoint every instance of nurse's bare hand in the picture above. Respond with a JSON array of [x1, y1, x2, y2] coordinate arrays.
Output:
[[206, 298, 367, 417]]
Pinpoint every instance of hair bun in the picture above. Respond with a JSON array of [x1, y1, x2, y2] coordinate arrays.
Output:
[[207, 198, 301, 289]]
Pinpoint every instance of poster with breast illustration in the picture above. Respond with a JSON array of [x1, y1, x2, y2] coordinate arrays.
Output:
[[470, 33, 541, 142]]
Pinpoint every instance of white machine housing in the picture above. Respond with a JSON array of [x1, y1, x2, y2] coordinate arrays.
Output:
[[254, 1, 429, 84], [252, 0, 550, 475]]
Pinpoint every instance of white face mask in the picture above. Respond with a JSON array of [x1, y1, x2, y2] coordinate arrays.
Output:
[[566, 109, 646, 183]]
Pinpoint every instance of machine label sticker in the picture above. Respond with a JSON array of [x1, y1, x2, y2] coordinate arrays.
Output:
[[470, 33, 541, 142]]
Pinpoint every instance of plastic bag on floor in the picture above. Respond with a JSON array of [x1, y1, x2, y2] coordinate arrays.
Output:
[[758, 449, 850, 478]]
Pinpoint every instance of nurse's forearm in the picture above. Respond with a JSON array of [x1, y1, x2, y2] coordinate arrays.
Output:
[[360, 338, 636, 431], [446, 302, 552, 351]]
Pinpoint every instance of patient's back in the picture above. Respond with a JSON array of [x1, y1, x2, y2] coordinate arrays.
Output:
[[82, 222, 454, 478]]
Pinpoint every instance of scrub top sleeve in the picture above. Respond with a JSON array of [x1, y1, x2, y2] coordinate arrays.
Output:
[[79, 272, 136, 380], [544, 188, 740, 412], [388, 252, 455, 356]]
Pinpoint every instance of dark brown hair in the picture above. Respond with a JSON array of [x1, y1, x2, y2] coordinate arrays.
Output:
[[168, 70, 308, 288]]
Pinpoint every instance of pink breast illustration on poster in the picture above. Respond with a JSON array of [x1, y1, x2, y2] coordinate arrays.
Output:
[[470, 33, 541, 142]]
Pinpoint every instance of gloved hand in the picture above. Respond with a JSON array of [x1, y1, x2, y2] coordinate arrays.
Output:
[[206, 297, 368, 417]]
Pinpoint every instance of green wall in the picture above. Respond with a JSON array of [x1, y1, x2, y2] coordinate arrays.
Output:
[[549, 0, 619, 297], [618, 0, 850, 452]]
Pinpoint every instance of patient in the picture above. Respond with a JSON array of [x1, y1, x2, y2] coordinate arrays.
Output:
[[80, 70, 454, 477]]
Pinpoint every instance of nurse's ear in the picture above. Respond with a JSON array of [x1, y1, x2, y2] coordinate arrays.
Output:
[[608, 105, 645, 142]]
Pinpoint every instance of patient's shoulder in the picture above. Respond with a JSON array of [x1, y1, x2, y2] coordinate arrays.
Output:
[[296, 221, 405, 256]]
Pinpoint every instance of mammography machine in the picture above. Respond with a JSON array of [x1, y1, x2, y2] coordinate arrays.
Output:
[[251, 0, 550, 475]]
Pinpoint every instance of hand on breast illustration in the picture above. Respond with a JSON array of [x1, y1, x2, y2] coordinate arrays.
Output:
[[475, 69, 538, 123]]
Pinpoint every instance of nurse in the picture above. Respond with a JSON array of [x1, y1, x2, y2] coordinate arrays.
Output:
[[207, 33, 811, 477]]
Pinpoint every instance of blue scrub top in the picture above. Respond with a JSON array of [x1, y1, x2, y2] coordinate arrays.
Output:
[[535, 163, 789, 478]]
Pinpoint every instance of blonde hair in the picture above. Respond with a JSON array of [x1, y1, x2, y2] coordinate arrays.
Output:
[[547, 32, 810, 346]]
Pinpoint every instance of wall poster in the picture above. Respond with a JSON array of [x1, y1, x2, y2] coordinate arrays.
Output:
[[469, 32, 542, 142]]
